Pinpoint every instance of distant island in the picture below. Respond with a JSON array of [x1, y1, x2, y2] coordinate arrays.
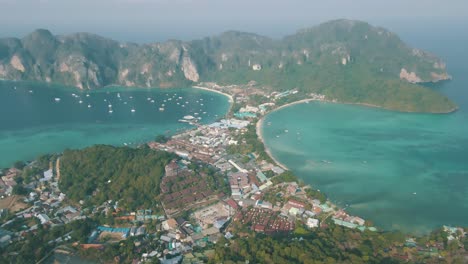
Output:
[[0, 19, 456, 113]]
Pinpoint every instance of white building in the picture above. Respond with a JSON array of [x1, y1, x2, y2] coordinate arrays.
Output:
[[252, 64, 262, 71], [306, 218, 319, 228]]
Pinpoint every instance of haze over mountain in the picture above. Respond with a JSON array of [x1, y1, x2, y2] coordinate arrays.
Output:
[[0, 19, 456, 112]]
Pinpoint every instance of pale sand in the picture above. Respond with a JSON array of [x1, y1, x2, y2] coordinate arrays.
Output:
[[192, 86, 234, 108], [256, 117, 288, 170]]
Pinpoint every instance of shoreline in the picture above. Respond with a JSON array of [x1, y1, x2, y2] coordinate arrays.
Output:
[[192, 85, 234, 113], [256, 117, 288, 171]]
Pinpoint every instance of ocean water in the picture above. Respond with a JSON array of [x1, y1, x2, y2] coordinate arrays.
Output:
[[262, 26, 468, 234], [0, 82, 230, 168]]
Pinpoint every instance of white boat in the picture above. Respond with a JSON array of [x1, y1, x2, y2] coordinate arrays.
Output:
[[202, 112, 207, 114], [194, 113, 199, 115], [151, 100, 155, 103], [79, 100, 83, 104], [117, 93, 121, 98], [88, 104, 92, 108], [124, 102, 127, 104], [108, 110, 113, 113], [200, 103, 204, 106], [159, 107, 165, 111], [131, 109, 136, 113], [86, 94, 90, 97], [183, 115, 195, 120], [104, 99, 107, 102], [108, 104, 112, 108], [29, 90, 33, 93], [129, 96, 133, 99], [54, 98, 61, 102]]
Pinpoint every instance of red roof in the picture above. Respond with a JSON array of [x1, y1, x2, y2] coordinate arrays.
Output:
[[226, 199, 239, 210], [253, 224, 266, 232]]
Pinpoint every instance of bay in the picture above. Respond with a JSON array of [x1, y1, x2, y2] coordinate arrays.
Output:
[[262, 25, 468, 233], [0, 81, 230, 168]]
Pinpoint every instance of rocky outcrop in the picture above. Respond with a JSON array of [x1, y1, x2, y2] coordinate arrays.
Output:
[[430, 72, 451, 82], [181, 55, 199, 82], [0, 20, 452, 90], [10, 55, 25, 72], [399, 68, 422, 83]]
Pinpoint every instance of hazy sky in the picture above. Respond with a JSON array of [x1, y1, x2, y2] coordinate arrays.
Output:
[[1, 0, 467, 42]]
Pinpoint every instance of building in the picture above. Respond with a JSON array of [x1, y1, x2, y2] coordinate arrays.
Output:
[[165, 161, 179, 177], [306, 218, 319, 228], [36, 213, 50, 224], [162, 218, 178, 231], [252, 64, 262, 71]]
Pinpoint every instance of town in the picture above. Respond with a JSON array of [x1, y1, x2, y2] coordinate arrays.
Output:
[[1, 82, 467, 263]]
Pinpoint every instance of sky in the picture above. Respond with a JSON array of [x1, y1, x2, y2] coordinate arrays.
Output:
[[0, 0, 467, 42]]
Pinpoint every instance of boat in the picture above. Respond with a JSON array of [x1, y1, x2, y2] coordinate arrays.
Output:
[[183, 115, 195, 120], [108, 110, 113, 113], [29, 90, 33, 93], [88, 104, 92, 108], [124, 102, 127, 104], [200, 103, 204, 106], [194, 113, 199, 115], [129, 96, 133, 99], [108, 104, 112, 108], [202, 112, 207, 114], [159, 107, 165, 111], [131, 109, 136, 113], [54, 98, 61, 102], [79, 100, 83, 104], [413, 192, 417, 195], [285, 129, 289, 133], [151, 100, 155, 103], [117, 93, 121, 98], [86, 94, 90, 97]]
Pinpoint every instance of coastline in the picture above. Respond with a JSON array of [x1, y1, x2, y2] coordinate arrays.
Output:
[[192, 85, 234, 112], [256, 117, 288, 171]]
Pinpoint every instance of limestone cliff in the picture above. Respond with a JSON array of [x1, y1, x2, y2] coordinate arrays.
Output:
[[0, 20, 456, 113]]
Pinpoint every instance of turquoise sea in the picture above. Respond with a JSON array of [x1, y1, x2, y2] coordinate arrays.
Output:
[[262, 26, 468, 233], [0, 82, 230, 168]]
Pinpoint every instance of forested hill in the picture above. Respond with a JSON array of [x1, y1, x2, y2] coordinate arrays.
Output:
[[0, 19, 456, 112], [58, 145, 176, 211]]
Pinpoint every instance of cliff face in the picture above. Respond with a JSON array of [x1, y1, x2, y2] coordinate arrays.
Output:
[[0, 20, 451, 90]]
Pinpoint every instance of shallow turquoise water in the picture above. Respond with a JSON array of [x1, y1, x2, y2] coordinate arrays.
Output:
[[0, 81, 229, 168], [262, 28, 468, 233], [262, 102, 468, 233]]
